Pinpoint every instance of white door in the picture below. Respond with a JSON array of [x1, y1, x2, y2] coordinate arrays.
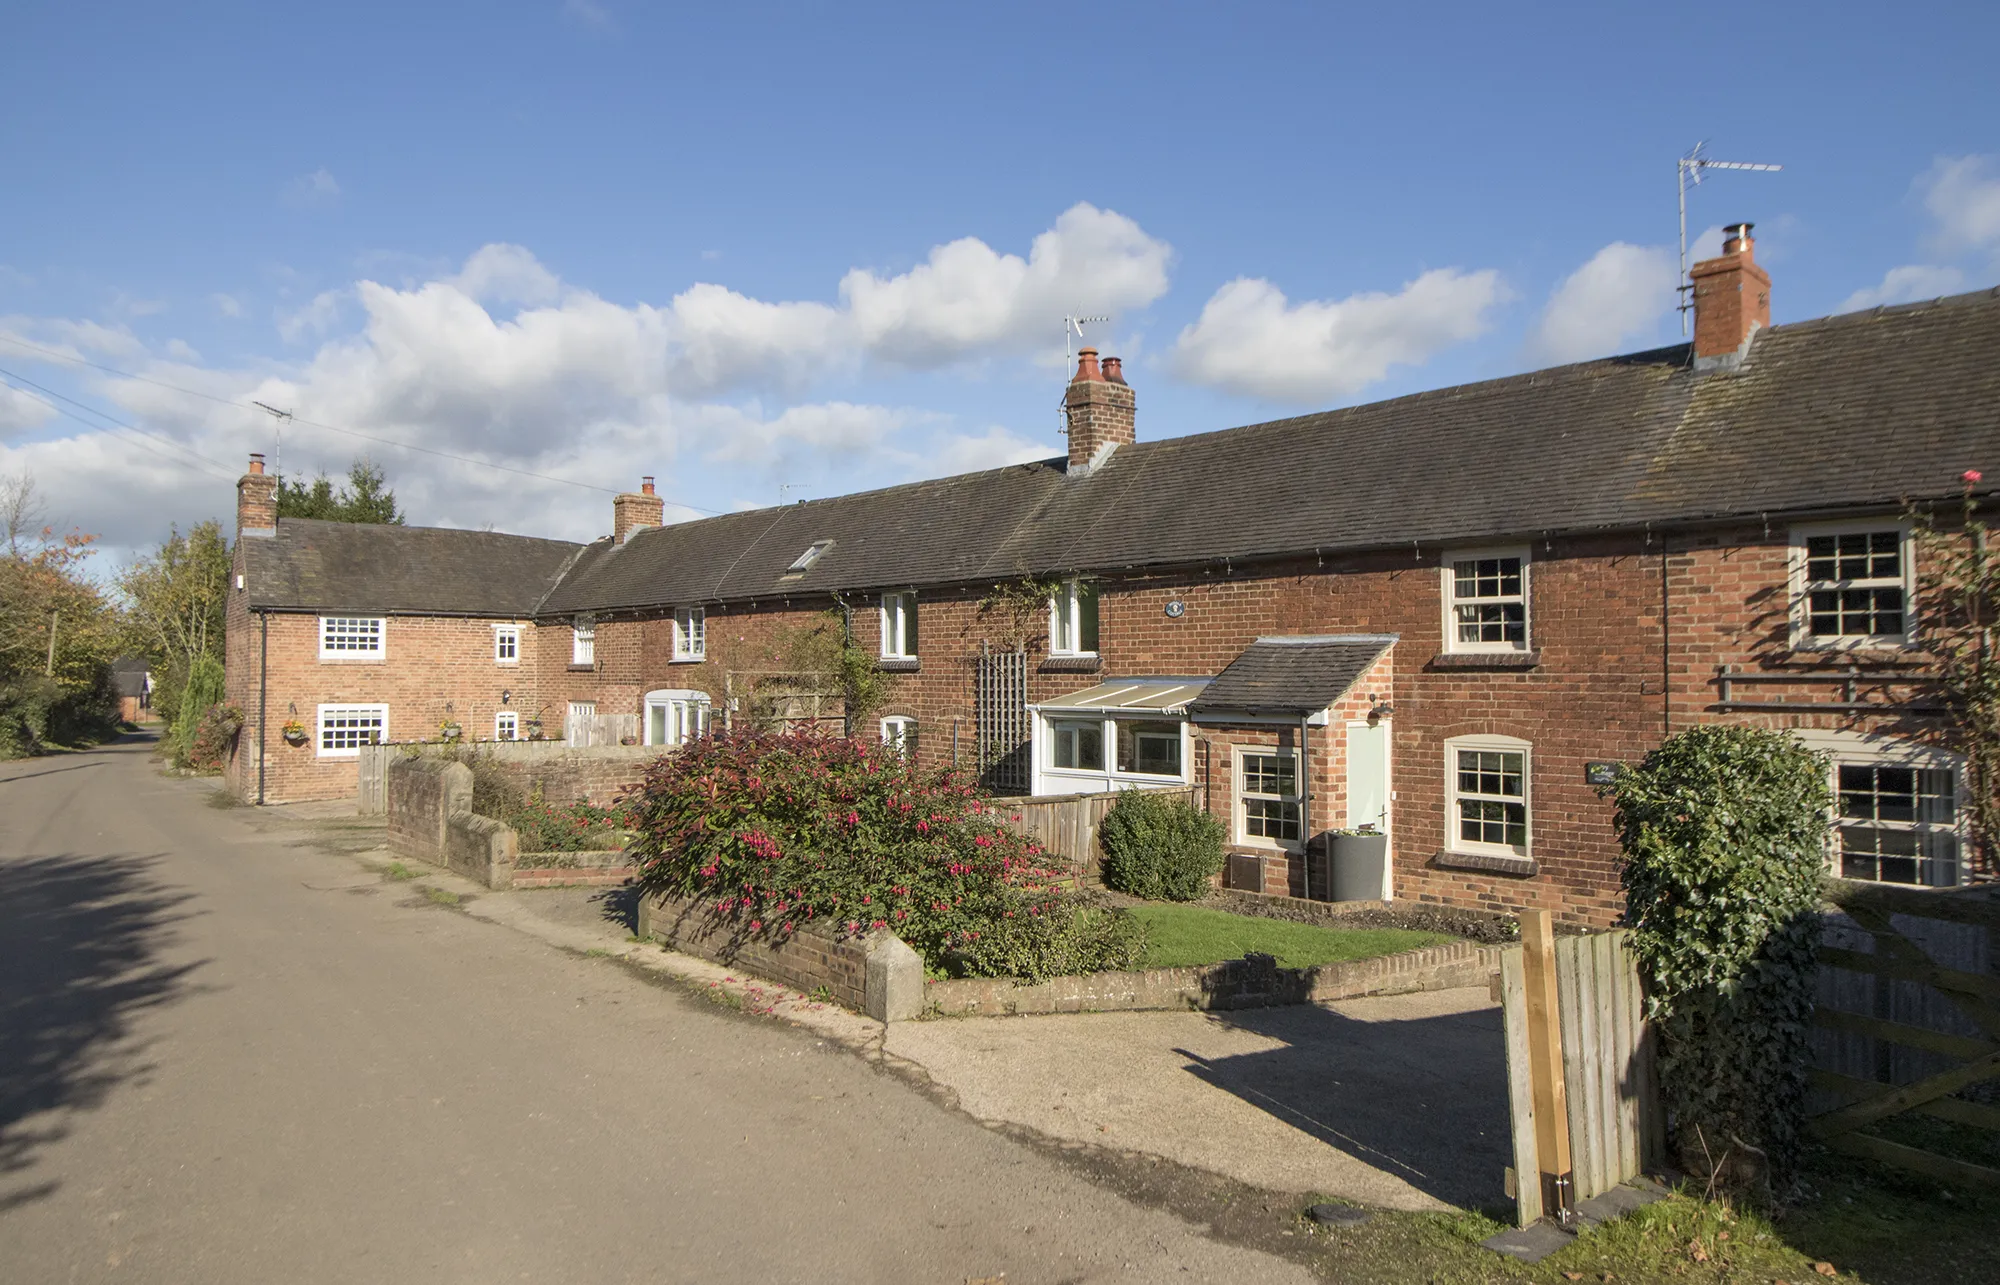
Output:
[[1345, 720, 1393, 897], [567, 701, 597, 746]]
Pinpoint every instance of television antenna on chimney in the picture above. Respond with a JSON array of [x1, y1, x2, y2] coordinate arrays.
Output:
[[251, 401, 293, 480], [1678, 141, 1783, 334], [1058, 315, 1109, 437]]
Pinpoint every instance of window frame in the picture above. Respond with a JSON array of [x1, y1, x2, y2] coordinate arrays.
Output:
[[494, 710, 519, 741], [1440, 547, 1531, 654], [493, 623, 520, 665], [879, 591, 918, 660], [880, 714, 917, 756], [672, 606, 706, 662], [1234, 746, 1304, 852], [643, 689, 711, 748], [1048, 717, 1106, 772], [1796, 730, 1963, 887], [318, 615, 385, 661], [1789, 521, 1915, 651], [316, 703, 387, 758], [571, 619, 595, 666], [1048, 579, 1100, 657], [1444, 734, 1532, 858]]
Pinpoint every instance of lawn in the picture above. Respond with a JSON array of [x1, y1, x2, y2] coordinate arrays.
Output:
[[1128, 903, 1454, 970]]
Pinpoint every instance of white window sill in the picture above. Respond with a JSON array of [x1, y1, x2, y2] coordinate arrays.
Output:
[[318, 655, 386, 664], [669, 655, 704, 664]]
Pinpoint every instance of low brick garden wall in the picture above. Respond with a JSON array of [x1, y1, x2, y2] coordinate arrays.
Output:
[[923, 940, 1504, 1017], [637, 890, 872, 1011], [513, 851, 638, 888]]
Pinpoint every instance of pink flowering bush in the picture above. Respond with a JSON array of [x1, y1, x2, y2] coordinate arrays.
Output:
[[625, 726, 1144, 981]]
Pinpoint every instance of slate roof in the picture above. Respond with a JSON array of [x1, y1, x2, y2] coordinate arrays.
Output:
[[109, 656, 149, 697], [537, 287, 2000, 617], [243, 518, 582, 616], [1190, 636, 1398, 717]]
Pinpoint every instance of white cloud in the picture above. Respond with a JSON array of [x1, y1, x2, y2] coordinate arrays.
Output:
[[0, 383, 57, 437], [212, 293, 245, 318], [1527, 242, 1678, 364], [0, 206, 1175, 555], [1922, 155, 2000, 256], [277, 289, 348, 343], [840, 203, 1172, 366], [564, 0, 611, 28], [922, 426, 1055, 477], [283, 168, 341, 207], [1169, 268, 1507, 403], [450, 243, 563, 307], [1839, 264, 1967, 313]]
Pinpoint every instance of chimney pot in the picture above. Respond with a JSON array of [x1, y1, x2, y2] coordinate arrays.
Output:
[[248, 453, 266, 475], [1722, 222, 1755, 255], [1071, 347, 1103, 383], [641, 476, 655, 496], [1101, 356, 1125, 384]]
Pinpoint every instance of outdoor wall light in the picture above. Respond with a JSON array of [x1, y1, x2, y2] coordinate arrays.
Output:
[[501, 690, 512, 705]]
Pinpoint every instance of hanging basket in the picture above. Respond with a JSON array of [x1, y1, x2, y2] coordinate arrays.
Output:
[[282, 727, 309, 747]]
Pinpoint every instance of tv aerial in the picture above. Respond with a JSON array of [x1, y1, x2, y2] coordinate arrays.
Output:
[[1677, 141, 1783, 333], [251, 400, 293, 479]]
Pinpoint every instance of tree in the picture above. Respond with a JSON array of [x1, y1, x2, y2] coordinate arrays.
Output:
[[276, 458, 405, 524], [0, 470, 122, 754], [117, 519, 232, 728]]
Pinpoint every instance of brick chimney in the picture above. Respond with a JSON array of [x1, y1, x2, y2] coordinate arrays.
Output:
[[237, 452, 277, 538], [613, 476, 665, 543], [1689, 222, 1771, 371], [1064, 348, 1135, 475]]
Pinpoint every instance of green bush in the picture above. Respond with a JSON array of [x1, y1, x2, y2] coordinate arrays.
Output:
[[0, 668, 121, 758], [1605, 724, 1831, 1194], [626, 726, 1145, 982], [168, 656, 226, 767], [183, 702, 243, 772], [1097, 788, 1227, 901]]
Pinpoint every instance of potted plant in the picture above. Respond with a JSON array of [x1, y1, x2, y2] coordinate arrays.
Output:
[[438, 718, 463, 742], [281, 718, 309, 747], [1328, 825, 1388, 902]]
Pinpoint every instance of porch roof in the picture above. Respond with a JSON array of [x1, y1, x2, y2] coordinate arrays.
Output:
[[1189, 634, 1397, 718], [1032, 678, 1212, 716]]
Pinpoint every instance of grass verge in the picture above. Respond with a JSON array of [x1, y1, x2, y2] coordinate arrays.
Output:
[[1127, 902, 1453, 970]]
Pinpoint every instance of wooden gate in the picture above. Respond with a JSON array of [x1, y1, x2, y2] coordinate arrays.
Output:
[[1808, 879, 2000, 1188], [358, 742, 392, 815], [1500, 915, 1665, 1226], [975, 644, 1030, 795]]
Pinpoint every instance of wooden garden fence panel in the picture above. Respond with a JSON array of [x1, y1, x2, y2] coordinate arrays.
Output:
[[1501, 927, 1664, 1226], [999, 787, 1198, 876], [1807, 879, 2000, 1189]]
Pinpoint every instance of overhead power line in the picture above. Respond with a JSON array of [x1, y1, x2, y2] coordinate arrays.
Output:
[[0, 367, 240, 480], [0, 332, 726, 514]]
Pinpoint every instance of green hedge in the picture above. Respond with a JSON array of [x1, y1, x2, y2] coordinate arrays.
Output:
[[1097, 788, 1227, 902], [1606, 724, 1830, 1195]]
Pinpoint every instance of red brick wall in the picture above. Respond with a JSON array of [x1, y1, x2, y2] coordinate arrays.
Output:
[[226, 599, 543, 804]]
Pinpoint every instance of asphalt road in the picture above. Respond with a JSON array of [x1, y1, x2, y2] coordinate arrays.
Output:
[[0, 737, 1310, 1284]]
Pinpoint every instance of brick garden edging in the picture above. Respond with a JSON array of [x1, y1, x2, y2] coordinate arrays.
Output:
[[922, 940, 1504, 1018], [636, 890, 923, 1021]]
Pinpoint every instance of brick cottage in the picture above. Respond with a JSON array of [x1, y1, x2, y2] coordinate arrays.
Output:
[[224, 225, 1998, 924]]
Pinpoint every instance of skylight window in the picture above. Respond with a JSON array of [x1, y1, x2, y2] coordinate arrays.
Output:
[[784, 540, 833, 575]]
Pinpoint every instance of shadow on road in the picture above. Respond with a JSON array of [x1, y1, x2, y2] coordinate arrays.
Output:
[[0, 851, 205, 1213], [1179, 999, 1512, 1212], [590, 883, 641, 934], [0, 762, 104, 786]]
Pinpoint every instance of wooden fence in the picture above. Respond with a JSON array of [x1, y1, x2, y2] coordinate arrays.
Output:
[[998, 787, 1198, 876], [1500, 920, 1665, 1226], [1807, 879, 2000, 1188]]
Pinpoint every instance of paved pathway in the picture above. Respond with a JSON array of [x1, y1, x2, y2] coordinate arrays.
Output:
[[0, 737, 1310, 1283]]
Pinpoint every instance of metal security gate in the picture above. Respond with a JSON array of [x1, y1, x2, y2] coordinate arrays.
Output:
[[975, 644, 1030, 794]]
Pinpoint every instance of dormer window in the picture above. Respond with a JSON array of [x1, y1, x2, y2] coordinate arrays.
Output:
[[783, 540, 833, 576], [1049, 580, 1099, 657]]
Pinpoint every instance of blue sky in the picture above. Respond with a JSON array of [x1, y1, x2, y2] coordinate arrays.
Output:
[[3, 1, 1997, 566]]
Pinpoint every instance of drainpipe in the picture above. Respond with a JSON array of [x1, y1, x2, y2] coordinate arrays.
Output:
[[1298, 713, 1313, 900], [257, 609, 269, 806]]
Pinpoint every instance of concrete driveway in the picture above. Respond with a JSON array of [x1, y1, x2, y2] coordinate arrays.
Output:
[[886, 989, 1512, 1213]]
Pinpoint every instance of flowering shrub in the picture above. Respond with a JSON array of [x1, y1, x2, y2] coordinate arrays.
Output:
[[512, 798, 632, 853], [625, 726, 1145, 981], [183, 702, 243, 773]]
